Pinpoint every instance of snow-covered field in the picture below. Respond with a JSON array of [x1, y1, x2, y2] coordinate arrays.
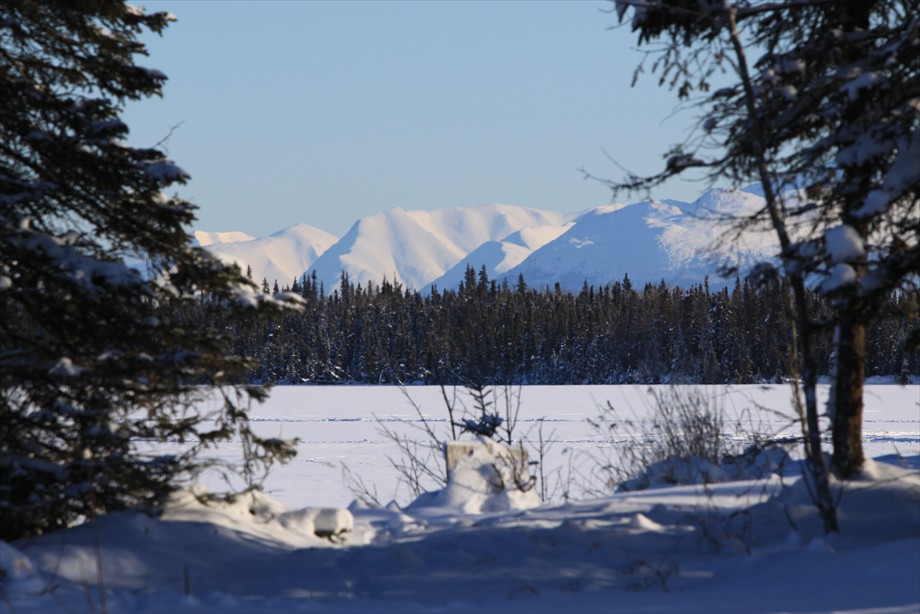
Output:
[[4, 384, 919, 613], [237, 384, 920, 510]]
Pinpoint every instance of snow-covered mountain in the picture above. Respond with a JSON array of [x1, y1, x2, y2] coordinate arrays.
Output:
[[422, 222, 576, 293], [505, 189, 777, 290], [196, 188, 779, 293], [306, 204, 577, 292], [193, 230, 255, 247], [503, 201, 699, 290], [204, 223, 338, 288]]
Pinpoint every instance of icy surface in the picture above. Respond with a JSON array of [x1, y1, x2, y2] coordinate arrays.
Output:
[[196, 384, 919, 512]]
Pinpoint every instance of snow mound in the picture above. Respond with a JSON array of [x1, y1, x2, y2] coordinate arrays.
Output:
[[162, 486, 356, 544], [0, 542, 46, 596], [617, 444, 792, 492], [628, 513, 667, 533], [278, 507, 354, 541], [747, 458, 920, 546], [407, 438, 541, 514], [838, 458, 920, 538]]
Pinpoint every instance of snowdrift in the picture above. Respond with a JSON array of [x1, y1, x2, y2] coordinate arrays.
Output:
[[4, 456, 918, 613]]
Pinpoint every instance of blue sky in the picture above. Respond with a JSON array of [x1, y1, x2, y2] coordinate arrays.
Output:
[[125, 1, 706, 238]]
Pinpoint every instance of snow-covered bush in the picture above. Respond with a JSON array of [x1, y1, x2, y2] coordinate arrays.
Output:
[[589, 387, 789, 492], [617, 444, 791, 492], [407, 437, 540, 514]]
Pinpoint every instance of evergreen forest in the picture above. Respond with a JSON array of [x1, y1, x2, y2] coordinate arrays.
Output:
[[194, 267, 917, 386]]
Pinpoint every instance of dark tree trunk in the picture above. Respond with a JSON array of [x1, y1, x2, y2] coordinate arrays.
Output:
[[831, 316, 866, 477]]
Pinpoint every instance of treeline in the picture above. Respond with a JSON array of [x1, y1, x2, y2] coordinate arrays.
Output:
[[200, 267, 917, 385]]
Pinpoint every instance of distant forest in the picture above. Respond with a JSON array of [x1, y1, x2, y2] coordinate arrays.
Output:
[[194, 267, 918, 385]]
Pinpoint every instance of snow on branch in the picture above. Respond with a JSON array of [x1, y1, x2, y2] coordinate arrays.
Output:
[[824, 225, 866, 264], [143, 160, 190, 184], [854, 129, 920, 219], [7, 223, 146, 292]]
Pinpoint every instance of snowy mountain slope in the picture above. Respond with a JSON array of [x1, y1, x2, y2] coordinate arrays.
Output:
[[422, 222, 575, 293], [503, 188, 777, 291], [306, 204, 576, 292], [193, 230, 255, 247], [195, 187, 780, 293], [204, 223, 338, 288], [660, 188, 779, 276], [502, 200, 704, 290]]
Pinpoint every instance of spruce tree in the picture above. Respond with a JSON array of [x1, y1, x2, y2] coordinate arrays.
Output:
[[0, 1, 298, 540]]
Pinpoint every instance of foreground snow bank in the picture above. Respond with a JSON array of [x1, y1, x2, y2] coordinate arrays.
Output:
[[162, 486, 358, 545], [0, 542, 45, 596], [747, 458, 920, 544], [4, 456, 918, 613]]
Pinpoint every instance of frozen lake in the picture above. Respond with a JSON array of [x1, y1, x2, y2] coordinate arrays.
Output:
[[198, 384, 920, 510]]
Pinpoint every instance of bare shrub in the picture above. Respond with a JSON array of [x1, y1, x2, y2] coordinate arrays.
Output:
[[346, 383, 549, 506], [587, 386, 792, 493]]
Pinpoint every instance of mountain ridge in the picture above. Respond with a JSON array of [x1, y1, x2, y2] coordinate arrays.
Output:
[[204, 222, 338, 288], [198, 188, 778, 292]]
